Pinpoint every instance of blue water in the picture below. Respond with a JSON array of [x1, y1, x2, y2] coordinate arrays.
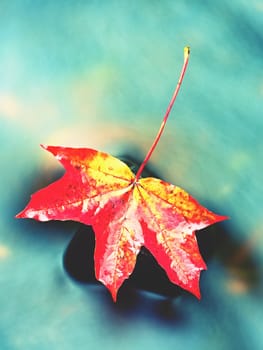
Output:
[[0, 1, 262, 349]]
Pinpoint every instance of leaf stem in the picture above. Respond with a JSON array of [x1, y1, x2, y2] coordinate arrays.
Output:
[[134, 47, 190, 181]]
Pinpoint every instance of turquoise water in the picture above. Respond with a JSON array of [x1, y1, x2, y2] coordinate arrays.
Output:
[[0, 1, 262, 349]]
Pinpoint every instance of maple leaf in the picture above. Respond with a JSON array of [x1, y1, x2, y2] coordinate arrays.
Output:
[[16, 47, 228, 301]]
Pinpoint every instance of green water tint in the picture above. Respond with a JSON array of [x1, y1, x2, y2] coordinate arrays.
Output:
[[1, 1, 262, 349]]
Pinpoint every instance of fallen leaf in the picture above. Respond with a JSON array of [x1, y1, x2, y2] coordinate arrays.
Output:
[[16, 47, 228, 301], [16, 145, 227, 301]]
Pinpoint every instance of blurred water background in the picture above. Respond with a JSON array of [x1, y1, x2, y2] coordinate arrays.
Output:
[[0, 1, 262, 349]]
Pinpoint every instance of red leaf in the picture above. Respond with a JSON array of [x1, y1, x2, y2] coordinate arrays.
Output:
[[16, 48, 228, 301], [16, 145, 227, 301]]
